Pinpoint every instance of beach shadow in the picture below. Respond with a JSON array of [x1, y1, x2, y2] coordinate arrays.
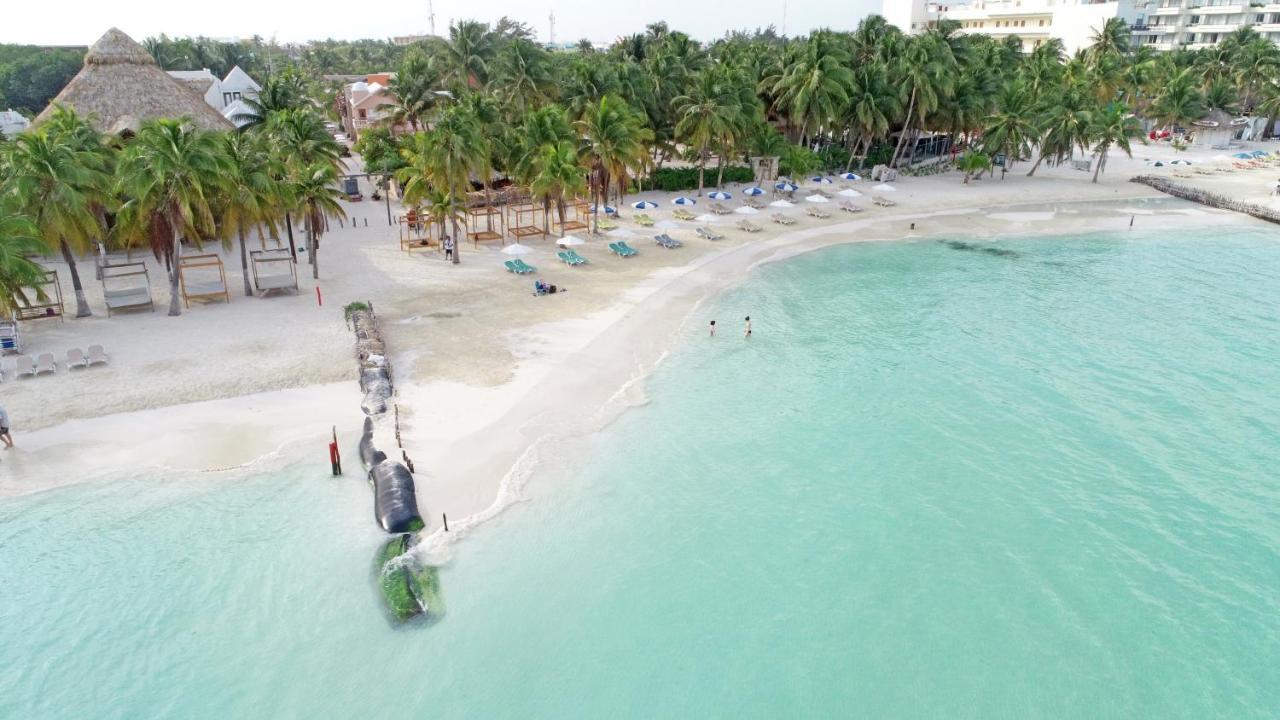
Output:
[[940, 240, 1019, 258]]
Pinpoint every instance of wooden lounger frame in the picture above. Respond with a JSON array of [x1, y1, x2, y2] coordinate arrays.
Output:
[[552, 198, 590, 234], [100, 262, 155, 317], [14, 268, 65, 322], [177, 253, 230, 308], [465, 206, 505, 245], [506, 203, 546, 240], [250, 250, 299, 296]]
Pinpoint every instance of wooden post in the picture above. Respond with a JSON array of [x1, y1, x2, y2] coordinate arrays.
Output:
[[443, 513, 449, 532]]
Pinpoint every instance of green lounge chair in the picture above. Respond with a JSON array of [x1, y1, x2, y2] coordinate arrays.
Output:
[[565, 249, 588, 265], [617, 241, 638, 256], [634, 214, 654, 227], [558, 251, 575, 265], [505, 260, 520, 273], [514, 259, 536, 273]]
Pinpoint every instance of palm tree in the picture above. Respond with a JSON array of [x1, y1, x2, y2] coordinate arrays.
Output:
[[1149, 69, 1205, 133], [219, 133, 284, 296], [293, 163, 346, 279], [890, 32, 957, 167], [1027, 79, 1091, 177], [674, 69, 740, 196], [441, 20, 495, 93], [491, 39, 556, 114], [761, 31, 853, 144], [0, 109, 114, 318], [957, 151, 991, 184], [576, 95, 651, 233], [267, 109, 343, 263], [1087, 103, 1142, 183], [0, 211, 49, 316], [843, 63, 899, 171], [233, 71, 309, 129], [114, 119, 228, 316], [397, 108, 485, 264], [982, 81, 1037, 172], [528, 142, 588, 234]]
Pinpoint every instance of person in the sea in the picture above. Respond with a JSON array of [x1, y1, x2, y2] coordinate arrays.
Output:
[[744, 316, 752, 338], [709, 320, 716, 337], [442, 234, 455, 262], [0, 404, 12, 449]]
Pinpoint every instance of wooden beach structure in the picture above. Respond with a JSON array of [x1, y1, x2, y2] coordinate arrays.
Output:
[[465, 205, 506, 245], [250, 250, 299, 296], [100, 261, 155, 316], [1132, 175, 1280, 225], [177, 254, 230, 308], [399, 210, 439, 252], [506, 202, 547, 241], [15, 269, 65, 322], [552, 198, 591, 235]]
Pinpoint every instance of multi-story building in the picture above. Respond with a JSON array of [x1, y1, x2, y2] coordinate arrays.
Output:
[[1132, 1, 1280, 50], [883, 0, 1143, 54]]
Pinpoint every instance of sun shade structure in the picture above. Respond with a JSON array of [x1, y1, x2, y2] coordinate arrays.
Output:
[[14, 269, 65, 322], [177, 254, 230, 308], [553, 198, 591, 234], [631, 200, 658, 209], [465, 205, 505, 244], [506, 203, 547, 240], [250, 250, 298, 295], [743, 186, 765, 196], [707, 191, 732, 200], [399, 210, 438, 251], [840, 173, 861, 180], [672, 196, 697, 205], [34, 28, 235, 135], [100, 261, 155, 316], [775, 182, 798, 192]]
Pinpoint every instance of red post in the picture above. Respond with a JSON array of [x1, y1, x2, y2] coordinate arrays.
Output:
[[316, 286, 323, 306]]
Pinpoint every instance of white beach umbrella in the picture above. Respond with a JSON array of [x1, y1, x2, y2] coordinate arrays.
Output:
[[837, 188, 862, 197], [805, 195, 831, 203], [809, 176, 833, 184], [632, 200, 658, 209], [839, 172, 861, 181], [501, 243, 533, 255], [695, 213, 721, 223], [873, 183, 897, 192], [707, 191, 732, 200], [774, 182, 799, 192], [654, 219, 681, 230], [769, 199, 795, 208], [672, 196, 697, 205], [733, 206, 760, 215], [556, 235, 586, 247], [743, 186, 766, 196]]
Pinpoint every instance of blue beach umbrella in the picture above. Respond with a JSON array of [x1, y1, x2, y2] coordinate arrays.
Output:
[[743, 186, 765, 196], [1251, 150, 1268, 158], [775, 182, 798, 192], [839, 172, 861, 181], [631, 200, 658, 209], [672, 196, 697, 205], [591, 204, 617, 215], [707, 191, 732, 200], [810, 176, 833, 184]]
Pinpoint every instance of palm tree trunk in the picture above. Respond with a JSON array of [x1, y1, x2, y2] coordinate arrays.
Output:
[[1026, 151, 1047, 177], [716, 153, 726, 189], [285, 213, 298, 261], [167, 227, 183, 317], [1092, 147, 1106, 183], [451, 215, 461, 264], [891, 88, 917, 168], [697, 147, 707, 196], [306, 214, 319, 279], [238, 223, 253, 296], [58, 239, 92, 318]]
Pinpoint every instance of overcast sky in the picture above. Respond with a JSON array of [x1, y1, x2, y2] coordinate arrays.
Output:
[[3, 0, 883, 47]]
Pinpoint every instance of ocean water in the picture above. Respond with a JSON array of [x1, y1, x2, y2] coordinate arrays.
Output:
[[4, 224, 1280, 718]]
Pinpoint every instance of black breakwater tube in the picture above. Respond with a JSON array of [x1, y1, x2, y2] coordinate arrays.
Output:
[[358, 417, 387, 469], [371, 461, 425, 533]]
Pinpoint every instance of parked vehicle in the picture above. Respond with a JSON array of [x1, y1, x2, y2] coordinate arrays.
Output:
[[343, 177, 363, 201]]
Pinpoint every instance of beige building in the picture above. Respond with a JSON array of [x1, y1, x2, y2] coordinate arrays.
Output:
[[884, 0, 1143, 54]]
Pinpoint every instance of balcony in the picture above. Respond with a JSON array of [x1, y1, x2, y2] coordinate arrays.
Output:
[[1153, 5, 1185, 14], [1140, 23, 1179, 31], [1191, 3, 1242, 13]]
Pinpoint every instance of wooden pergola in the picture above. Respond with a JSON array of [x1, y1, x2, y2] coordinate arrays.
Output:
[[465, 206, 505, 245], [15, 268, 65, 322], [399, 210, 439, 252], [506, 203, 547, 241], [552, 198, 591, 235]]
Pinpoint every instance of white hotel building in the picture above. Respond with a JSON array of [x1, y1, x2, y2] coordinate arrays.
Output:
[[884, 0, 1280, 52]]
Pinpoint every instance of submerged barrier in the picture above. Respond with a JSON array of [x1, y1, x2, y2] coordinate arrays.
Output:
[[348, 305, 438, 622], [1132, 175, 1280, 225]]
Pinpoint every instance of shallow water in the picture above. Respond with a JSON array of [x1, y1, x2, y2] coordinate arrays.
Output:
[[4, 225, 1280, 718]]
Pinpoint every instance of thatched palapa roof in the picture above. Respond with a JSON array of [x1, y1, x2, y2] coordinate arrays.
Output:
[[34, 28, 234, 134]]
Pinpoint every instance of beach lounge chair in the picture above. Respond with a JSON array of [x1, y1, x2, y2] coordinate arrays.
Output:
[[653, 233, 683, 249], [610, 242, 638, 257], [634, 214, 655, 227], [563, 249, 588, 265], [771, 213, 796, 226], [597, 218, 618, 231], [872, 196, 897, 207], [14, 355, 35, 378], [87, 345, 109, 366], [736, 220, 762, 233], [505, 260, 521, 273], [696, 227, 724, 240], [710, 203, 732, 215], [35, 352, 56, 375], [839, 201, 863, 214], [806, 206, 831, 219], [672, 209, 696, 221], [515, 259, 537, 274], [66, 348, 88, 368], [744, 199, 766, 209]]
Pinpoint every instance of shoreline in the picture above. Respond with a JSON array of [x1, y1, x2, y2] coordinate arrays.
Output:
[[1, 167, 1263, 529]]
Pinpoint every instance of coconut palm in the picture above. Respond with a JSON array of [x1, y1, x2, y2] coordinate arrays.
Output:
[[1149, 69, 1205, 133], [397, 108, 485, 264], [674, 69, 741, 196], [292, 163, 346, 279], [233, 71, 309, 129], [491, 39, 556, 114], [761, 31, 853, 144], [576, 95, 651, 233], [528, 142, 588, 235], [0, 211, 49, 316], [0, 109, 114, 318], [219, 133, 285, 295], [441, 20, 495, 93], [957, 151, 992, 184], [843, 64, 899, 171], [1087, 103, 1142, 183], [890, 31, 956, 167], [1027, 79, 1091, 176], [114, 119, 229, 316], [981, 81, 1038, 172]]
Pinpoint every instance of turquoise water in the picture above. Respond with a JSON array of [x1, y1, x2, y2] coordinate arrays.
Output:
[[4, 224, 1280, 718]]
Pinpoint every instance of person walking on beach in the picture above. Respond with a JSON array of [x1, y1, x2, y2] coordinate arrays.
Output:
[[0, 405, 12, 450], [744, 316, 752, 338], [442, 234, 455, 262], [709, 320, 716, 337]]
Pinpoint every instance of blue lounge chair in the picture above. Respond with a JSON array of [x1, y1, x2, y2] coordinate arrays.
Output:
[[564, 249, 588, 265], [654, 233, 682, 249], [513, 259, 536, 273]]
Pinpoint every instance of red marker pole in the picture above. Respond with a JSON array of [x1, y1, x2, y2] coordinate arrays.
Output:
[[316, 286, 323, 306]]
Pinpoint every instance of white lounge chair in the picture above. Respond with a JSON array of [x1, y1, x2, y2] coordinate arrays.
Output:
[[87, 345, 110, 366], [66, 348, 88, 368], [13, 355, 35, 378], [35, 352, 56, 375]]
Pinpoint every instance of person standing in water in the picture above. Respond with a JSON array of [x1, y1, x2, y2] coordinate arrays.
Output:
[[709, 320, 716, 337], [744, 316, 752, 338]]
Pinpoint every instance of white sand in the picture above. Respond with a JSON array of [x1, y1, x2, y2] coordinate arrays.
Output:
[[2, 142, 1271, 536]]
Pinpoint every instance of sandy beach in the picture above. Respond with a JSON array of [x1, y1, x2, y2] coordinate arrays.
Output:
[[3, 140, 1274, 528]]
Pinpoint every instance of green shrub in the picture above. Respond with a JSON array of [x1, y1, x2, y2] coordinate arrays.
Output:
[[644, 165, 755, 191]]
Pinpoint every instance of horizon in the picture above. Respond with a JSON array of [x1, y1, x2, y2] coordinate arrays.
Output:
[[4, 0, 882, 47]]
